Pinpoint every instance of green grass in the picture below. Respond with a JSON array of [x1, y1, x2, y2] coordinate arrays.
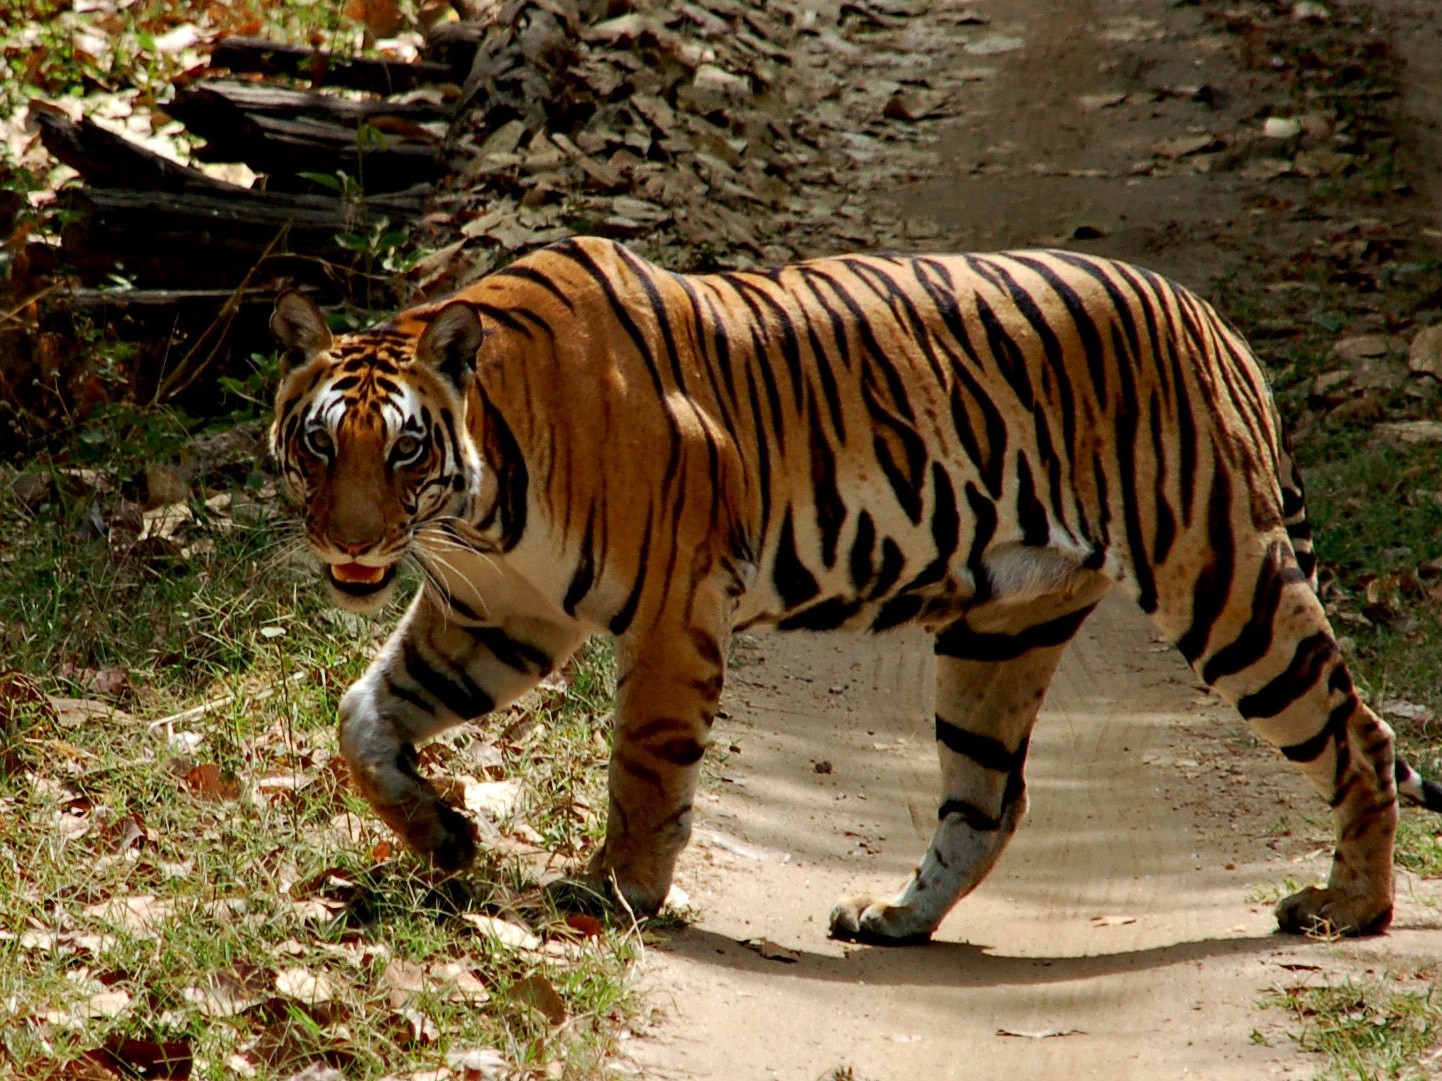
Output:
[[0, 423, 636, 1079], [1263, 977, 1442, 1080]]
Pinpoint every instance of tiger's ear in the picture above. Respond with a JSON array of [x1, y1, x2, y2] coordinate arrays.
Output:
[[414, 300, 483, 392], [270, 290, 334, 374]]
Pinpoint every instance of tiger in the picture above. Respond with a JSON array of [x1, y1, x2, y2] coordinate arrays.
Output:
[[269, 235, 1442, 942]]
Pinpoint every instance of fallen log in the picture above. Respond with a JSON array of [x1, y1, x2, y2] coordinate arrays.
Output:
[[208, 36, 460, 94], [58, 185, 425, 288], [31, 105, 244, 195], [184, 109, 445, 192]]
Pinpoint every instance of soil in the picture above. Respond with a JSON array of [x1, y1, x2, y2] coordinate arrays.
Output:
[[622, 1, 1442, 1077]]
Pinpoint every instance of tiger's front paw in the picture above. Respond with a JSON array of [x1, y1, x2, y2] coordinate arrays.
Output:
[[1275, 885, 1393, 937], [828, 895, 935, 945]]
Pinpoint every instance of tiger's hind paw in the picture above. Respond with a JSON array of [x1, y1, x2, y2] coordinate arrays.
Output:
[[430, 801, 479, 871], [828, 896, 935, 945], [374, 797, 477, 872], [1274, 885, 1393, 937]]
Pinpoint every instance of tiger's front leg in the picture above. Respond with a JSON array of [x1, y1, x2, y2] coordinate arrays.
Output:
[[340, 589, 586, 869], [586, 585, 732, 915]]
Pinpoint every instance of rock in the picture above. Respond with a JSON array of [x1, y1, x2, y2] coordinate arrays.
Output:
[[1331, 334, 1393, 362], [1407, 324, 1442, 380], [1375, 420, 1442, 445], [1310, 369, 1352, 396], [1262, 116, 1302, 140]]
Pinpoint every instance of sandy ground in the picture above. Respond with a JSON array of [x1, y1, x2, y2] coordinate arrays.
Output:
[[623, 0, 1442, 1077]]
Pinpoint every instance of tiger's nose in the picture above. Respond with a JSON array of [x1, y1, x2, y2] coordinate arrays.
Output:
[[324, 508, 384, 555]]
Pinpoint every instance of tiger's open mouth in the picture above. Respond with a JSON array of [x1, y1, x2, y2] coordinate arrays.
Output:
[[327, 561, 398, 598]]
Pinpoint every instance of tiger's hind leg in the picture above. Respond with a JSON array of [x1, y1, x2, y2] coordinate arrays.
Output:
[[1165, 536, 1397, 936], [830, 576, 1110, 943]]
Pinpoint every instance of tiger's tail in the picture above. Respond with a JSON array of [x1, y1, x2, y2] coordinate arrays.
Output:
[[1398, 760, 1442, 812]]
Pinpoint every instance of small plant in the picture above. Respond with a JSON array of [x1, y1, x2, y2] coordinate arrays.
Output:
[[1263, 978, 1442, 1080]]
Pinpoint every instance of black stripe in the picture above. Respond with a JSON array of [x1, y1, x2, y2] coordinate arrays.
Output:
[[384, 673, 434, 715], [1010, 253, 1109, 404], [615, 244, 693, 396], [1201, 545, 1306, 684], [934, 605, 1095, 661], [1238, 632, 1337, 720], [1014, 454, 1049, 547], [1150, 399, 1177, 565], [937, 799, 1001, 831], [971, 290, 1037, 412], [1175, 463, 1234, 665], [1281, 696, 1350, 763], [652, 737, 707, 767], [963, 482, 997, 603], [868, 536, 906, 599], [728, 276, 806, 415], [608, 505, 653, 636], [402, 638, 495, 719], [848, 511, 877, 591], [1109, 320, 1158, 613], [925, 462, 960, 578], [492, 262, 577, 311], [563, 511, 597, 617], [970, 257, 1076, 456], [472, 302, 535, 336], [810, 413, 847, 568], [934, 716, 1026, 772], [871, 592, 925, 632], [773, 505, 821, 609], [948, 374, 1009, 500], [464, 626, 552, 675], [478, 400, 528, 551], [778, 596, 863, 631]]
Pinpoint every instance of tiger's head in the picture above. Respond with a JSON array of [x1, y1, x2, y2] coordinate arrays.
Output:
[[269, 292, 485, 613]]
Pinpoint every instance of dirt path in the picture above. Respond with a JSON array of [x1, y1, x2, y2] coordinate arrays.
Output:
[[627, 607, 1442, 1079], [624, 0, 1442, 1077]]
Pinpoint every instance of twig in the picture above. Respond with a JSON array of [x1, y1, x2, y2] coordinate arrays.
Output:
[[146, 670, 305, 731], [151, 225, 289, 404], [0, 282, 60, 327]]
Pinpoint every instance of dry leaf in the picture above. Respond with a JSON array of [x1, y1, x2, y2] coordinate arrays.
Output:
[[48, 696, 136, 728], [445, 1047, 510, 1075], [88, 1034, 193, 1080], [997, 1027, 1084, 1039], [83, 895, 176, 934], [510, 974, 566, 1024], [183, 762, 241, 801], [345, 0, 403, 39], [275, 966, 336, 1005], [182, 966, 267, 1018], [743, 937, 800, 963], [1089, 914, 1137, 927], [389, 1007, 439, 1047], [561, 913, 605, 939], [459, 913, 540, 951]]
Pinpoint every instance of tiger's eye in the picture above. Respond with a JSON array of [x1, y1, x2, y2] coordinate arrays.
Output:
[[307, 429, 334, 456], [392, 434, 423, 462]]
